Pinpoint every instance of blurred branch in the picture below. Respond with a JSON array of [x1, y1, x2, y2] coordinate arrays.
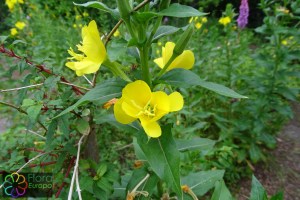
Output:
[[0, 83, 44, 92], [0, 100, 47, 131], [56, 156, 76, 198], [0, 44, 84, 95]]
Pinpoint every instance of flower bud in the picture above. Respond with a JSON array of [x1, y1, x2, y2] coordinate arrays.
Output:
[[173, 25, 194, 56], [116, 0, 132, 20]]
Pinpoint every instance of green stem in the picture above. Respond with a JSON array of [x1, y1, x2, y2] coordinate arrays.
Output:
[[139, 47, 152, 87]]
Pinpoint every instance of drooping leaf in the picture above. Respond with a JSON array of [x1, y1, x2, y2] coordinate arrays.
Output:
[[250, 175, 268, 200], [74, 1, 119, 19], [176, 138, 216, 152], [181, 170, 225, 196], [158, 3, 207, 17], [161, 69, 247, 98], [53, 78, 126, 119], [136, 125, 182, 197], [210, 180, 233, 200]]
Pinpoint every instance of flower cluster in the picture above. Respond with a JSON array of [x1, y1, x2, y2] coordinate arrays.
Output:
[[66, 21, 195, 138], [5, 0, 23, 11], [10, 21, 26, 36], [188, 16, 208, 30], [66, 20, 106, 76], [219, 17, 231, 26]]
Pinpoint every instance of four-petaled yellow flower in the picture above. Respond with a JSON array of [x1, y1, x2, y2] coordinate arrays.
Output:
[[15, 21, 26, 30], [66, 20, 106, 76], [5, 0, 24, 11], [154, 42, 194, 72], [10, 28, 18, 36], [219, 17, 231, 26], [114, 80, 184, 138]]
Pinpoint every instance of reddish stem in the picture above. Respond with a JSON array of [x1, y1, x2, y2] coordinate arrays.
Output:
[[0, 44, 84, 95], [55, 156, 76, 198], [28, 161, 57, 168]]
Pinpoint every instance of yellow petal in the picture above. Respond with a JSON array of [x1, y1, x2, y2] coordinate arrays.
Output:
[[122, 101, 141, 118], [122, 80, 151, 109], [168, 92, 184, 112], [114, 98, 136, 124], [141, 121, 161, 138], [81, 20, 106, 63], [151, 91, 170, 113], [168, 50, 194, 71], [153, 57, 164, 69], [163, 42, 175, 65]]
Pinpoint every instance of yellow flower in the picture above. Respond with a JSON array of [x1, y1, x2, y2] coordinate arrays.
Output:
[[154, 42, 194, 72], [219, 16, 231, 26], [281, 40, 288, 46], [10, 28, 18, 36], [113, 29, 120, 37], [5, 0, 23, 11], [114, 80, 184, 138], [82, 11, 89, 17], [15, 21, 26, 30], [66, 20, 106, 76], [195, 22, 202, 29], [201, 17, 208, 23]]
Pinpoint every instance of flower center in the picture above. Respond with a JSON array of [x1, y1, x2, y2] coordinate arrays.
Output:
[[139, 102, 157, 118]]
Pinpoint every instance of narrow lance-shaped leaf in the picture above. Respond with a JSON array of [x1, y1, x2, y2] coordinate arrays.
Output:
[[181, 170, 225, 196], [74, 1, 119, 19], [176, 138, 216, 152], [53, 78, 126, 119], [210, 180, 233, 200], [136, 125, 182, 197], [250, 175, 268, 200], [161, 69, 247, 98], [158, 3, 207, 17]]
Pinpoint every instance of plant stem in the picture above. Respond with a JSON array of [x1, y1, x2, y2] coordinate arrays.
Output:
[[139, 47, 152, 87]]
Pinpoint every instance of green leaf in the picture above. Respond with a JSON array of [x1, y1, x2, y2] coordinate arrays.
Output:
[[270, 191, 284, 200], [22, 99, 35, 107], [0, 36, 8, 43], [250, 175, 268, 200], [137, 125, 182, 197], [249, 143, 263, 163], [126, 166, 159, 199], [152, 25, 180, 41], [53, 78, 126, 119], [133, 12, 157, 23], [181, 170, 225, 196], [158, 3, 207, 17], [75, 118, 90, 135], [46, 120, 58, 145], [210, 180, 233, 200], [161, 69, 247, 98], [26, 104, 43, 123], [176, 138, 216, 152], [74, 1, 119, 19], [103, 59, 131, 82]]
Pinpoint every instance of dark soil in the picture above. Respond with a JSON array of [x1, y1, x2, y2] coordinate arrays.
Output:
[[236, 102, 300, 200]]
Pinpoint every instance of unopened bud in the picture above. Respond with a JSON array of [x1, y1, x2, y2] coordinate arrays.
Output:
[[116, 0, 132, 20], [173, 25, 194, 56]]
